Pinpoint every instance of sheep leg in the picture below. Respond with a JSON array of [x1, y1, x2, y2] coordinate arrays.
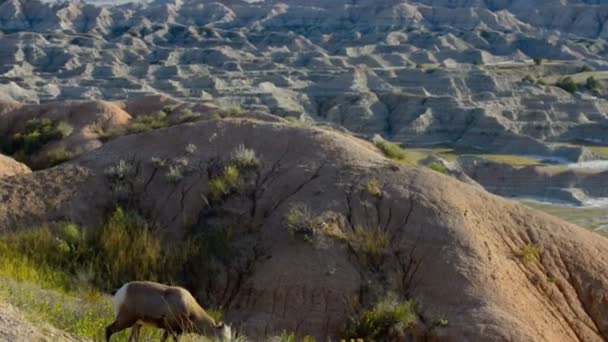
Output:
[[128, 323, 142, 342], [105, 315, 138, 342], [160, 330, 169, 342], [172, 333, 180, 342]]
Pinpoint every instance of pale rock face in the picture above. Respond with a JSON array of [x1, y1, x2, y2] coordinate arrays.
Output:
[[1, 0, 608, 161]]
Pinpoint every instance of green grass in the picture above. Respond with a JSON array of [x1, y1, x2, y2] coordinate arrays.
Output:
[[127, 111, 168, 134], [515, 244, 543, 264], [46, 148, 74, 167], [344, 295, 416, 341], [427, 161, 449, 174], [520, 200, 608, 235], [347, 227, 389, 269], [208, 165, 241, 203], [0, 118, 73, 167], [372, 136, 410, 163], [366, 179, 382, 198]]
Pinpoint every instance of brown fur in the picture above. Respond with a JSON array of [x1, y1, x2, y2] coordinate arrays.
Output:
[[105, 281, 224, 342]]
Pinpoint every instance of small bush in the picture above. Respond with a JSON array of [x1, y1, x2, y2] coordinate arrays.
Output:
[[533, 58, 543, 66], [231, 144, 259, 168], [214, 107, 243, 119], [207, 165, 241, 202], [0, 118, 73, 164], [177, 109, 202, 124], [427, 161, 448, 174], [516, 244, 543, 263], [46, 147, 74, 167], [373, 135, 407, 161], [285, 204, 345, 243], [366, 179, 382, 198], [586, 76, 601, 91], [522, 75, 535, 83], [165, 165, 183, 184], [104, 159, 135, 181], [127, 111, 168, 134], [92, 208, 162, 289], [344, 295, 416, 341], [556, 77, 578, 93], [347, 226, 389, 268], [184, 143, 197, 155], [271, 331, 317, 342]]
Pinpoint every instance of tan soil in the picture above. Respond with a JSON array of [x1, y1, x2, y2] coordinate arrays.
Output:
[[0, 110, 605, 341]]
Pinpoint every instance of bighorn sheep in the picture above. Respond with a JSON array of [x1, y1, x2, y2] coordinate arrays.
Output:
[[106, 281, 224, 342]]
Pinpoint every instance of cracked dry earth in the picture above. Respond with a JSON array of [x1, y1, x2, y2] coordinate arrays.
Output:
[[0, 116, 606, 340], [0, 301, 80, 342]]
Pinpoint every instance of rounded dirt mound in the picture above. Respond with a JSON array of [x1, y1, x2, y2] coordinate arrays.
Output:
[[0, 154, 31, 178], [0, 118, 606, 341]]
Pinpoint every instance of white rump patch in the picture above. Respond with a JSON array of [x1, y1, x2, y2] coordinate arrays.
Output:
[[112, 283, 129, 317]]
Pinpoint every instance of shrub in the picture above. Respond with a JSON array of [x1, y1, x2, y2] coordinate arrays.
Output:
[[127, 111, 168, 134], [271, 331, 317, 342], [177, 109, 202, 124], [344, 295, 416, 341], [92, 207, 162, 289], [231, 144, 259, 168], [427, 161, 448, 174], [366, 179, 382, 198], [104, 159, 135, 181], [214, 107, 243, 119], [556, 77, 578, 93], [347, 226, 389, 268], [46, 147, 74, 167], [516, 244, 543, 263], [533, 58, 543, 66], [0, 118, 73, 164], [208, 165, 241, 202], [522, 75, 535, 83], [165, 165, 183, 184], [184, 143, 197, 155], [285, 204, 345, 243], [372, 135, 407, 161], [586, 76, 601, 91]]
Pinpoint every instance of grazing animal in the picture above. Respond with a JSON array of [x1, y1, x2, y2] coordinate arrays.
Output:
[[105, 281, 224, 342]]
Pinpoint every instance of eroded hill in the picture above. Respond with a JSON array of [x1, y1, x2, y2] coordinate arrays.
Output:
[[0, 108, 606, 341], [2, 0, 608, 161]]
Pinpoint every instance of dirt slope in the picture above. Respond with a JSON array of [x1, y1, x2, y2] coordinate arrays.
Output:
[[0, 301, 81, 342], [0, 118, 606, 341], [0, 154, 30, 178]]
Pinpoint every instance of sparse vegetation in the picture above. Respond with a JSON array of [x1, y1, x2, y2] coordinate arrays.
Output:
[[0, 118, 73, 166], [366, 179, 382, 198], [45, 147, 74, 167], [165, 165, 184, 183], [522, 75, 535, 83], [586, 76, 601, 91], [516, 244, 543, 263], [373, 135, 408, 162], [213, 107, 243, 119], [556, 77, 578, 93], [285, 204, 345, 243], [208, 165, 241, 202], [127, 111, 168, 134], [231, 144, 259, 168], [427, 161, 448, 174], [177, 109, 202, 124], [271, 330, 317, 342], [347, 226, 389, 268], [344, 295, 417, 341]]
